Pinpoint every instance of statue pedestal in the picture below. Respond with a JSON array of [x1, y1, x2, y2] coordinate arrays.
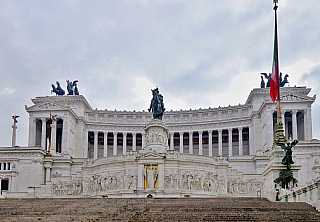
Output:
[[140, 119, 169, 154], [263, 145, 301, 201]]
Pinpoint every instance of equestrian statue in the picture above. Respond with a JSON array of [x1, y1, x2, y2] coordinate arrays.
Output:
[[148, 87, 165, 121]]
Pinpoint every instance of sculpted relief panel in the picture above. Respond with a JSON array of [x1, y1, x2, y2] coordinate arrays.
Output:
[[51, 168, 262, 197], [52, 169, 137, 196], [164, 169, 262, 196], [227, 179, 263, 195], [164, 169, 227, 194]]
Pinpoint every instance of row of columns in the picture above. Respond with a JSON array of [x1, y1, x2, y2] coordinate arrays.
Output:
[[279, 109, 312, 141], [89, 132, 145, 159], [169, 128, 245, 157]]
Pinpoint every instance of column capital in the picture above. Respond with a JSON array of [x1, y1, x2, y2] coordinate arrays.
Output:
[[198, 130, 203, 134], [170, 132, 174, 136], [132, 132, 137, 136], [189, 131, 193, 135], [238, 127, 243, 131], [179, 132, 184, 135], [291, 110, 298, 114], [123, 132, 127, 136], [41, 117, 46, 121], [218, 129, 222, 133], [208, 130, 212, 133], [113, 132, 118, 136], [228, 128, 232, 132]]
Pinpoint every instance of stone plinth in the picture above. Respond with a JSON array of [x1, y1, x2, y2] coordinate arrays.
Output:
[[263, 145, 301, 201], [142, 119, 169, 154]]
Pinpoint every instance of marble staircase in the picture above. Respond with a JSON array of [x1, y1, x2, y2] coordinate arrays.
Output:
[[0, 197, 320, 221]]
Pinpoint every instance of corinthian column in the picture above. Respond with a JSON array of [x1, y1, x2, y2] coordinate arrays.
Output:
[[113, 132, 117, 156], [238, 127, 243, 156], [41, 118, 47, 150], [199, 131, 203, 155], [218, 129, 222, 156], [123, 132, 127, 155], [170, 132, 174, 150], [104, 132, 108, 157], [179, 132, 183, 153], [132, 132, 137, 151], [208, 130, 213, 157], [189, 131, 193, 154], [228, 128, 232, 158], [292, 110, 298, 140], [94, 131, 98, 159]]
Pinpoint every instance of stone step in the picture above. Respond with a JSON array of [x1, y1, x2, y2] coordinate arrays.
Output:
[[1, 198, 319, 221]]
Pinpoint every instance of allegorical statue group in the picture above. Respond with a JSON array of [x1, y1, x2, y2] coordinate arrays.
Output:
[[51, 80, 80, 96], [260, 72, 289, 88]]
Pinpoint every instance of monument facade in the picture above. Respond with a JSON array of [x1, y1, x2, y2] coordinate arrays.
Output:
[[0, 86, 319, 199]]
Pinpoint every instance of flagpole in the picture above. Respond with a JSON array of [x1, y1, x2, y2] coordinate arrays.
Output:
[[274, 1, 281, 122], [273, 0, 286, 145]]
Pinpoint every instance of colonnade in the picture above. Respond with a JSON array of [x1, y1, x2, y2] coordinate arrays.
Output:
[[274, 109, 312, 141], [86, 127, 250, 159]]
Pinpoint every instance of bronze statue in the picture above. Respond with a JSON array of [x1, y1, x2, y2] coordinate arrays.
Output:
[[74, 81, 79, 95], [260, 76, 265, 88], [274, 140, 299, 189], [261, 73, 271, 87], [66, 80, 79, 95], [12, 115, 20, 125], [260, 72, 289, 88], [51, 81, 65, 96], [280, 73, 289, 87], [148, 87, 165, 120], [279, 140, 298, 169]]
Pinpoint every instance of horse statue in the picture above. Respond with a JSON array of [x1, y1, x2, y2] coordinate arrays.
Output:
[[148, 87, 165, 120], [51, 81, 65, 96], [66, 80, 79, 95], [280, 73, 289, 87], [73, 80, 79, 95]]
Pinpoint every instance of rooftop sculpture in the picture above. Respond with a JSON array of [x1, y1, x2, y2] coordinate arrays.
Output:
[[260, 72, 289, 88], [51, 80, 79, 96]]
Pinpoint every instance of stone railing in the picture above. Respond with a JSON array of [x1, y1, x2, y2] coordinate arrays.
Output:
[[278, 177, 320, 211]]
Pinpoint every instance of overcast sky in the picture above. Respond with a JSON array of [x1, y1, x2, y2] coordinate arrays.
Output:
[[0, 0, 319, 146]]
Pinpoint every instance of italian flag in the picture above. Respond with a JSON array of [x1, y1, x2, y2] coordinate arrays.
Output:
[[270, 26, 279, 102]]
